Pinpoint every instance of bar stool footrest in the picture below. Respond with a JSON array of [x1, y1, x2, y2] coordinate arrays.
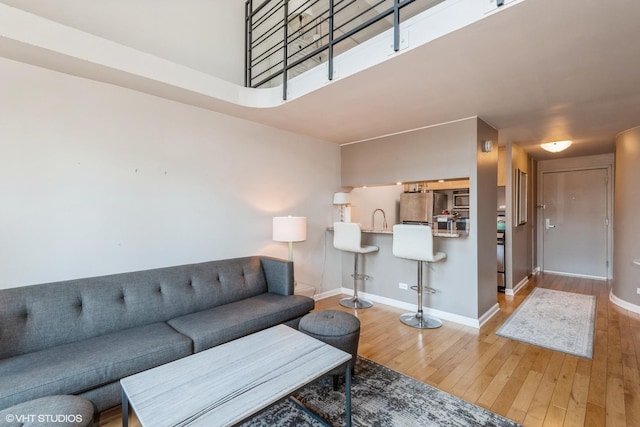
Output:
[[409, 285, 436, 293]]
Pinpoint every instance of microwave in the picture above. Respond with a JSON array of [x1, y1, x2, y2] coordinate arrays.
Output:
[[435, 216, 469, 233], [453, 192, 470, 209]]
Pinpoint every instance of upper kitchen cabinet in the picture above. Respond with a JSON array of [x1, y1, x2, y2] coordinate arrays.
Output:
[[424, 179, 470, 190], [498, 146, 506, 187], [402, 179, 470, 192]]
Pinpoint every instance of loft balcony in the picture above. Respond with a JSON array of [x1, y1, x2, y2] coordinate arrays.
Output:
[[0, 0, 517, 113], [245, 0, 448, 99], [245, 0, 515, 100]]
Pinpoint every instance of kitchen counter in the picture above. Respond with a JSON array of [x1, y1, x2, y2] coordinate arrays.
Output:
[[326, 224, 476, 326], [361, 228, 392, 234], [328, 227, 467, 238]]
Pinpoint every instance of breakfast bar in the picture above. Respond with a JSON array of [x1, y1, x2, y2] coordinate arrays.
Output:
[[327, 223, 478, 325]]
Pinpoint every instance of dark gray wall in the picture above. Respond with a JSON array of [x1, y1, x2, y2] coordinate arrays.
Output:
[[341, 118, 477, 187], [507, 144, 531, 292], [476, 119, 499, 317], [339, 117, 498, 321]]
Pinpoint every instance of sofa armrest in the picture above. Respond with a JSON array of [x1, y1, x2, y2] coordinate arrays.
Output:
[[260, 256, 294, 296]]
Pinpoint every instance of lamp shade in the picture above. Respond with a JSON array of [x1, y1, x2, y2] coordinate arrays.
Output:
[[333, 192, 350, 205], [273, 216, 307, 242]]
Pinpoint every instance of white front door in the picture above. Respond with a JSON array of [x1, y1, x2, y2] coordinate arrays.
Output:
[[541, 168, 608, 278]]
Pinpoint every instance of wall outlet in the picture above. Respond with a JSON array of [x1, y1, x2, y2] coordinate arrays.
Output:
[[637, 287, 640, 295], [399, 282, 409, 290]]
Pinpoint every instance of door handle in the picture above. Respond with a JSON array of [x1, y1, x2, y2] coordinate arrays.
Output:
[[545, 218, 556, 229]]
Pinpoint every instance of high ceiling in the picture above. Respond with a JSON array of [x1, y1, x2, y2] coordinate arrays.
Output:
[[3, 0, 640, 161], [247, 0, 640, 160]]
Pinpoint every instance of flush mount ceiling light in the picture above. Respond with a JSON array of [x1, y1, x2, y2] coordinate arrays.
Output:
[[541, 140, 572, 153]]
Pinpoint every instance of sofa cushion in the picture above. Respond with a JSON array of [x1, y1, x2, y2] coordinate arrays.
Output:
[[0, 395, 95, 427], [0, 323, 192, 411], [167, 293, 315, 352], [0, 256, 271, 359]]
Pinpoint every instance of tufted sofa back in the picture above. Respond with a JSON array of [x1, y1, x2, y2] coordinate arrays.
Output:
[[0, 256, 271, 359]]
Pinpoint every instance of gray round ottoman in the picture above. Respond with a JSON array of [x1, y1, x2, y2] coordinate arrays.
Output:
[[299, 309, 360, 390], [0, 395, 94, 427]]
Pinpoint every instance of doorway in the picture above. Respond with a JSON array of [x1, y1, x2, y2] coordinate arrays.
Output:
[[540, 168, 609, 278]]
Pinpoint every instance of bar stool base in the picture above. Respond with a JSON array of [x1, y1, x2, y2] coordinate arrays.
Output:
[[400, 312, 442, 329], [340, 297, 373, 309]]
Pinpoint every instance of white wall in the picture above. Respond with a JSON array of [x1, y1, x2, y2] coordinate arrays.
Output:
[[613, 127, 640, 310], [0, 0, 245, 84], [0, 58, 341, 290]]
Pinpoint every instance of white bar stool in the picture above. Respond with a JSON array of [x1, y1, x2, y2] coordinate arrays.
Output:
[[333, 222, 379, 309], [392, 224, 446, 328]]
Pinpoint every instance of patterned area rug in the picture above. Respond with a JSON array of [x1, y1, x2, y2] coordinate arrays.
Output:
[[496, 287, 596, 359], [243, 357, 521, 427]]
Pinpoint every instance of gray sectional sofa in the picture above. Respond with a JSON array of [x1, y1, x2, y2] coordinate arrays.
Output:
[[0, 256, 315, 412]]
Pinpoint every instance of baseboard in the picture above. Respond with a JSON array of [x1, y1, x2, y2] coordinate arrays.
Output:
[[543, 270, 607, 280], [326, 288, 485, 329], [314, 288, 343, 301], [478, 303, 501, 328], [294, 282, 316, 298], [610, 289, 640, 314], [506, 276, 529, 296]]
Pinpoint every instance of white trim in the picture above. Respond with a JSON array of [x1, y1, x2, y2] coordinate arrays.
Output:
[[506, 269, 538, 296], [341, 116, 478, 146], [542, 270, 607, 281], [506, 276, 529, 296], [313, 288, 343, 301], [322, 288, 491, 329], [478, 303, 501, 328], [609, 290, 640, 314]]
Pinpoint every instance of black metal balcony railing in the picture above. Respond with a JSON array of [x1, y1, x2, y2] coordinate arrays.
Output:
[[245, 0, 443, 100]]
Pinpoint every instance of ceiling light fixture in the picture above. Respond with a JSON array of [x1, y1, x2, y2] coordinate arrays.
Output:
[[541, 140, 572, 153]]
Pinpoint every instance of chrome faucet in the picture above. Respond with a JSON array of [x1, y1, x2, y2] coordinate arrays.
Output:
[[371, 208, 388, 230]]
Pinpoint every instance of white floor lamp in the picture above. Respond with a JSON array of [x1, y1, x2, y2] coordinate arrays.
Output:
[[272, 216, 307, 262]]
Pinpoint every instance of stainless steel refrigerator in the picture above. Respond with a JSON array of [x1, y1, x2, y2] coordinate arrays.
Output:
[[399, 191, 448, 225]]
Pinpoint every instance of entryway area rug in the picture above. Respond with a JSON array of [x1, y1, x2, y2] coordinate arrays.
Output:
[[496, 287, 596, 359], [243, 357, 521, 427]]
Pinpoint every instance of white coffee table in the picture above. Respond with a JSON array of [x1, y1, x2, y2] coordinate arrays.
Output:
[[120, 324, 352, 426]]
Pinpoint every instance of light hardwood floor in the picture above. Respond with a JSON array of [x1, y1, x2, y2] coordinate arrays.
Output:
[[98, 274, 640, 426]]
